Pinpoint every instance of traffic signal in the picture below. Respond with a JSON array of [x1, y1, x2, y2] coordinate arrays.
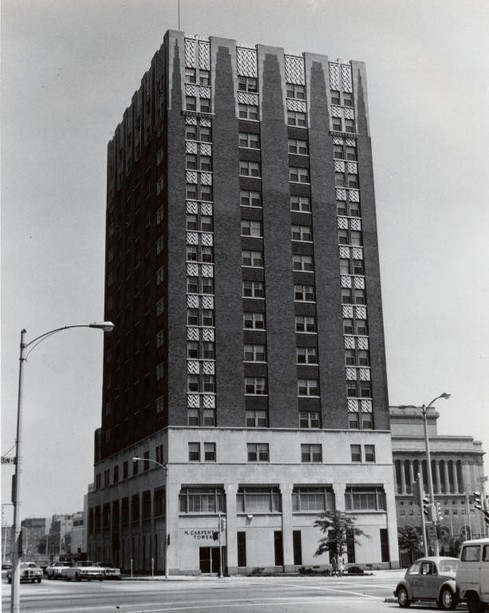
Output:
[[212, 531, 219, 541], [435, 501, 443, 522], [219, 517, 227, 532], [422, 495, 430, 517], [472, 492, 482, 511]]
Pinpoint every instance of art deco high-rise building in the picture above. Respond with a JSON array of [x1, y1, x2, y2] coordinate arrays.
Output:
[[86, 30, 399, 574]]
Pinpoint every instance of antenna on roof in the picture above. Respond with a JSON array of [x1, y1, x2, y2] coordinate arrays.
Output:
[[178, 0, 181, 30]]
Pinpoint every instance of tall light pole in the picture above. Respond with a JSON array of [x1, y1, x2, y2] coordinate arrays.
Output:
[[10, 322, 114, 613], [400, 392, 451, 556], [132, 457, 169, 579]]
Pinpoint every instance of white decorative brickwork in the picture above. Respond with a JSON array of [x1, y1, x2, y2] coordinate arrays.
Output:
[[200, 118, 211, 127], [341, 64, 353, 92], [203, 394, 215, 408], [347, 162, 358, 174], [348, 399, 359, 412], [237, 47, 257, 77], [350, 218, 362, 231], [346, 367, 357, 380], [341, 275, 352, 288], [185, 116, 197, 125], [354, 276, 365, 289], [202, 328, 214, 341], [286, 98, 307, 113], [342, 305, 354, 318], [335, 160, 345, 172], [329, 63, 340, 90], [352, 247, 363, 260], [285, 55, 305, 85], [237, 91, 259, 106], [184, 39, 197, 67], [200, 143, 212, 156], [186, 232, 198, 245], [186, 171, 198, 183], [187, 393, 200, 408], [201, 295, 214, 309], [186, 141, 198, 153], [356, 306, 367, 319], [200, 172, 212, 185], [349, 190, 359, 202], [346, 138, 356, 147], [186, 200, 198, 214], [185, 84, 198, 97], [198, 41, 210, 70], [333, 137, 344, 145], [344, 336, 355, 349], [187, 295, 199, 308], [344, 107, 355, 120], [336, 188, 347, 201], [186, 263, 198, 277], [359, 368, 371, 381], [202, 361, 215, 375], [337, 217, 348, 229], [187, 327, 199, 341], [339, 246, 350, 259], [187, 361, 199, 374], [331, 105, 342, 118], [201, 264, 214, 278], [199, 86, 211, 99], [361, 399, 373, 413], [358, 337, 369, 350], [200, 202, 213, 216], [201, 233, 213, 246]]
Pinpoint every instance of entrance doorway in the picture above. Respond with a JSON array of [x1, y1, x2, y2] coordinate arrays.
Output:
[[199, 546, 224, 574]]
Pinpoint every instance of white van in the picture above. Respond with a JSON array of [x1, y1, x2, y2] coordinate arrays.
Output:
[[456, 537, 489, 613]]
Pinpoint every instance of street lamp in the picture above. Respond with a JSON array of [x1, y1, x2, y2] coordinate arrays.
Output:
[[10, 322, 114, 613], [132, 456, 169, 579], [399, 392, 451, 556]]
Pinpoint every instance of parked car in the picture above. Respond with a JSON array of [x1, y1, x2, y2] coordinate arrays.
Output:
[[7, 562, 43, 584], [393, 556, 458, 610], [456, 537, 489, 613], [98, 562, 121, 580], [63, 560, 104, 582], [46, 560, 72, 579]]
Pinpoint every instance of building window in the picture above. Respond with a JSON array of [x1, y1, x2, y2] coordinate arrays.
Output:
[[245, 377, 267, 395], [290, 195, 311, 212], [156, 362, 164, 381], [301, 444, 322, 463], [156, 329, 165, 348], [295, 316, 316, 333], [185, 96, 197, 111], [345, 119, 356, 133], [291, 225, 313, 242], [243, 312, 265, 329], [288, 139, 309, 155], [364, 445, 376, 463], [239, 132, 260, 148], [238, 76, 258, 92], [296, 347, 318, 364], [244, 344, 266, 362], [240, 190, 262, 207], [286, 84, 306, 99], [292, 487, 334, 512], [186, 153, 197, 169], [179, 487, 225, 513], [155, 444, 164, 465], [242, 250, 263, 267], [292, 254, 314, 271], [247, 443, 270, 462], [187, 375, 199, 392], [203, 375, 215, 393], [299, 411, 320, 429], [298, 379, 319, 397], [294, 284, 315, 302], [199, 70, 210, 85], [187, 409, 199, 426], [345, 487, 386, 511], [241, 220, 262, 237], [246, 409, 268, 427], [154, 488, 165, 517], [237, 487, 281, 512], [187, 341, 198, 359], [242, 280, 265, 298], [185, 67, 197, 83], [156, 396, 164, 414], [240, 161, 261, 177], [200, 156, 212, 171], [113, 465, 119, 483], [238, 104, 259, 120], [289, 167, 310, 183], [199, 98, 211, 113], [350, 444, 362, 462], [188, 442, 201, 462], [287, 111, 307, 127], [204, 442, 216, 462]]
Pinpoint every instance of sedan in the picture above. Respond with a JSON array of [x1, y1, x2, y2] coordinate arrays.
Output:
[[7, 562, 43, 584], [97, 562, 121, 580], [46, 561, 72, 579], [394, 556, 459, 610]]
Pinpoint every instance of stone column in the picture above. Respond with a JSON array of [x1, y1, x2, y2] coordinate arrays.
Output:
[[444, 461, 450, 495], [408, 461, 415, 493], [435, 461, 442, 495], [280, 483, 294, 572], [166, 473, 180, 575], [224, 483, 238, 575], [400, 460, 406, 494]]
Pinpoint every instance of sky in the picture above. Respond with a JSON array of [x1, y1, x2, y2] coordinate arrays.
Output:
[[2, 0, 489, 523]]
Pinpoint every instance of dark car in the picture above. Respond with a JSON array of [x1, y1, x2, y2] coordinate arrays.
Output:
[[394, 556, 459, 610]]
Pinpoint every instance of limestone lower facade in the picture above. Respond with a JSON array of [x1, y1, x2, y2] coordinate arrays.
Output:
[[87, 427, 399, 574]]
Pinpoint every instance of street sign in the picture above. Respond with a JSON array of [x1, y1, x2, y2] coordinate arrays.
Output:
[[1, 457, 16, 465], [427, 525, 437, 540]]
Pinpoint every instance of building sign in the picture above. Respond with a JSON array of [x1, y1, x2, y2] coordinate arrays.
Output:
[[184, 530, 215, 541]]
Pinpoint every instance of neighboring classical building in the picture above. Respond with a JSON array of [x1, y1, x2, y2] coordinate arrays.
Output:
[[86, 30, 398, 574], [391, 406, 487, 542]]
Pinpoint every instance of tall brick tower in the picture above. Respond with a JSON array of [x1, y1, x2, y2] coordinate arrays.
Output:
[[86, 31, 398, 574]]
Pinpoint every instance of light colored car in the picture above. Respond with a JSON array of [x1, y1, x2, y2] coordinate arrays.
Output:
[[393, 556, 459, 610], [63, 560, 104, 582], [456, 537, 489, 613], [98, 562, 121, 580], [46, 560, 72, 579], [7, 562, 43, 584]]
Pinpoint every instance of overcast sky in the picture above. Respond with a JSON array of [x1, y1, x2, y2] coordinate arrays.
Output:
[[2, 0, 489, 522]]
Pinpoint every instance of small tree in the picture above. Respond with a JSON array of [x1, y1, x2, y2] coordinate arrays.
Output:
[[397, 525, 423, 564], [314, 510, 368, 567]]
